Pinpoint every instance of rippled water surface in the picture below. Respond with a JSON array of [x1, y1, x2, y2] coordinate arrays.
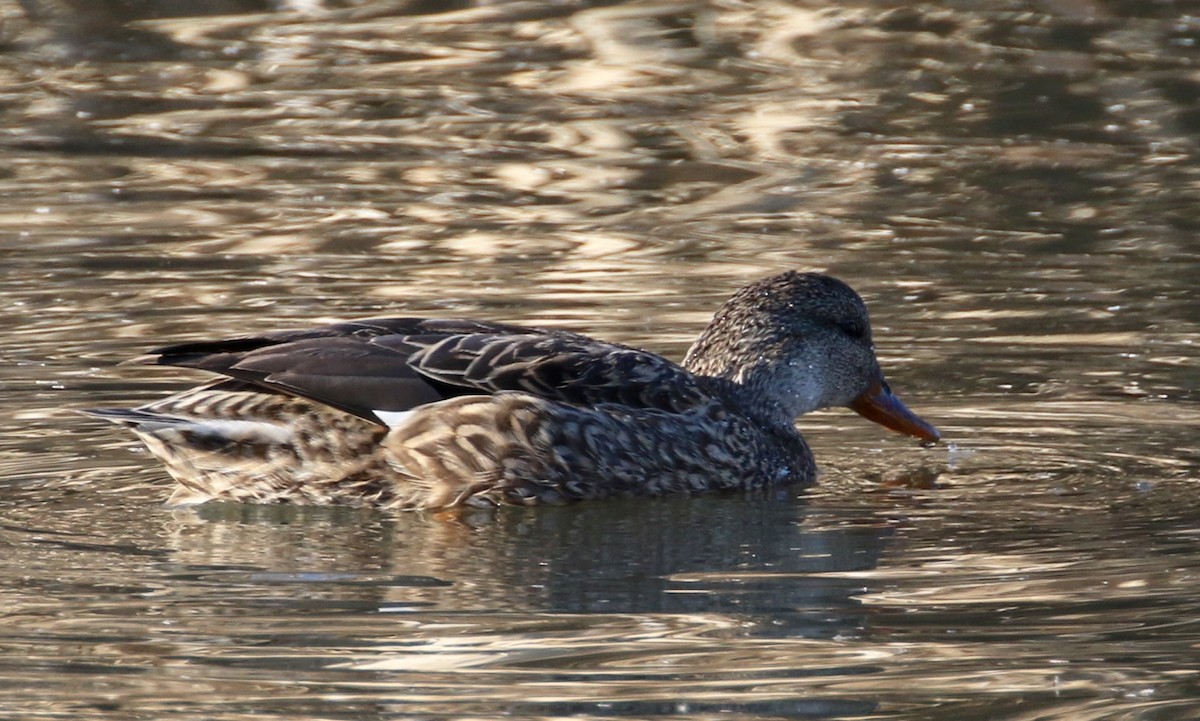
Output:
[[3, 1, 1200, 719]]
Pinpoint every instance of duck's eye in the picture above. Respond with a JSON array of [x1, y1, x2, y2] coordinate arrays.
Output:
[[837, 319, 867, 339]]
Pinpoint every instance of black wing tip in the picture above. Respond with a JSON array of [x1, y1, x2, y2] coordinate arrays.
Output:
[[118, 353, 167, 366], [146, 336, 280, 358], [118, 351, 230, 371]]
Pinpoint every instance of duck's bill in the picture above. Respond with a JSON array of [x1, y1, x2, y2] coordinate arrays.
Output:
[[849, 380, 941, 444]]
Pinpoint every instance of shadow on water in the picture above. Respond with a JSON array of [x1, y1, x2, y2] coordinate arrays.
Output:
[[1, 486, 899, 718], [181, 492, 892, 620], [6, 464, 1199, 718]]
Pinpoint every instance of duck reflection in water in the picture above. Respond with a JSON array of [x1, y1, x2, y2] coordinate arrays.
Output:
[[85, 271, 940, 509]]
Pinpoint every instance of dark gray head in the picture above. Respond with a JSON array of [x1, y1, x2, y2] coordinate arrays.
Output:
[[683, 271, 939, 442]]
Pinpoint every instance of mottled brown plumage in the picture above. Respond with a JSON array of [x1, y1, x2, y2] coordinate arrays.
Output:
[[84, 271, 940, 510]]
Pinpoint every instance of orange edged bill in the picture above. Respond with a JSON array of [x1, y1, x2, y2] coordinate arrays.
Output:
[[849, 380, 941, 445]]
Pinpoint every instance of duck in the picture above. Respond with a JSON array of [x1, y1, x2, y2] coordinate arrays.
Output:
[[84, 271, 940, 510]]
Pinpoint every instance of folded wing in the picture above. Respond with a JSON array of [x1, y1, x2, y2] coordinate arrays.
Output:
[[139, 318, 710, 425]]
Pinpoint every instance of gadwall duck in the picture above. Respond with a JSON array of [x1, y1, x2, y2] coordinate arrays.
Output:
[[85, 272, 940, 509]]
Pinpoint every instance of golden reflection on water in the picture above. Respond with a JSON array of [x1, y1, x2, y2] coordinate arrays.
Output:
[[2, 0, 1200, 720]]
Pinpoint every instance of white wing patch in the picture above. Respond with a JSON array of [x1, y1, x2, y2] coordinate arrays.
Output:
[[374, 410, 416, 429]]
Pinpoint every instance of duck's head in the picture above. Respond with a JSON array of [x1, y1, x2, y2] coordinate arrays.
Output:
[[682, 271, 940, 444]]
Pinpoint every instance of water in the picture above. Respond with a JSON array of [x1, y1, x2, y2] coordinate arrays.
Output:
[[3, 0, 1200, 718]]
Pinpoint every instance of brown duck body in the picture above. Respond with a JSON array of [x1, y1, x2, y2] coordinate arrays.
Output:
[[85, 272, 939, 510]]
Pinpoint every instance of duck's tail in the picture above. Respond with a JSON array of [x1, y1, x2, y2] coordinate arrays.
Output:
[[82, 394, 396, 507], [80, 406, 195, 431]]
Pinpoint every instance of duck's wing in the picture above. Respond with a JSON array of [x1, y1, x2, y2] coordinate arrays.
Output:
[[140, 317, 553, 360], [135, 319, 708, 425], [381, 332, 709, 414]]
